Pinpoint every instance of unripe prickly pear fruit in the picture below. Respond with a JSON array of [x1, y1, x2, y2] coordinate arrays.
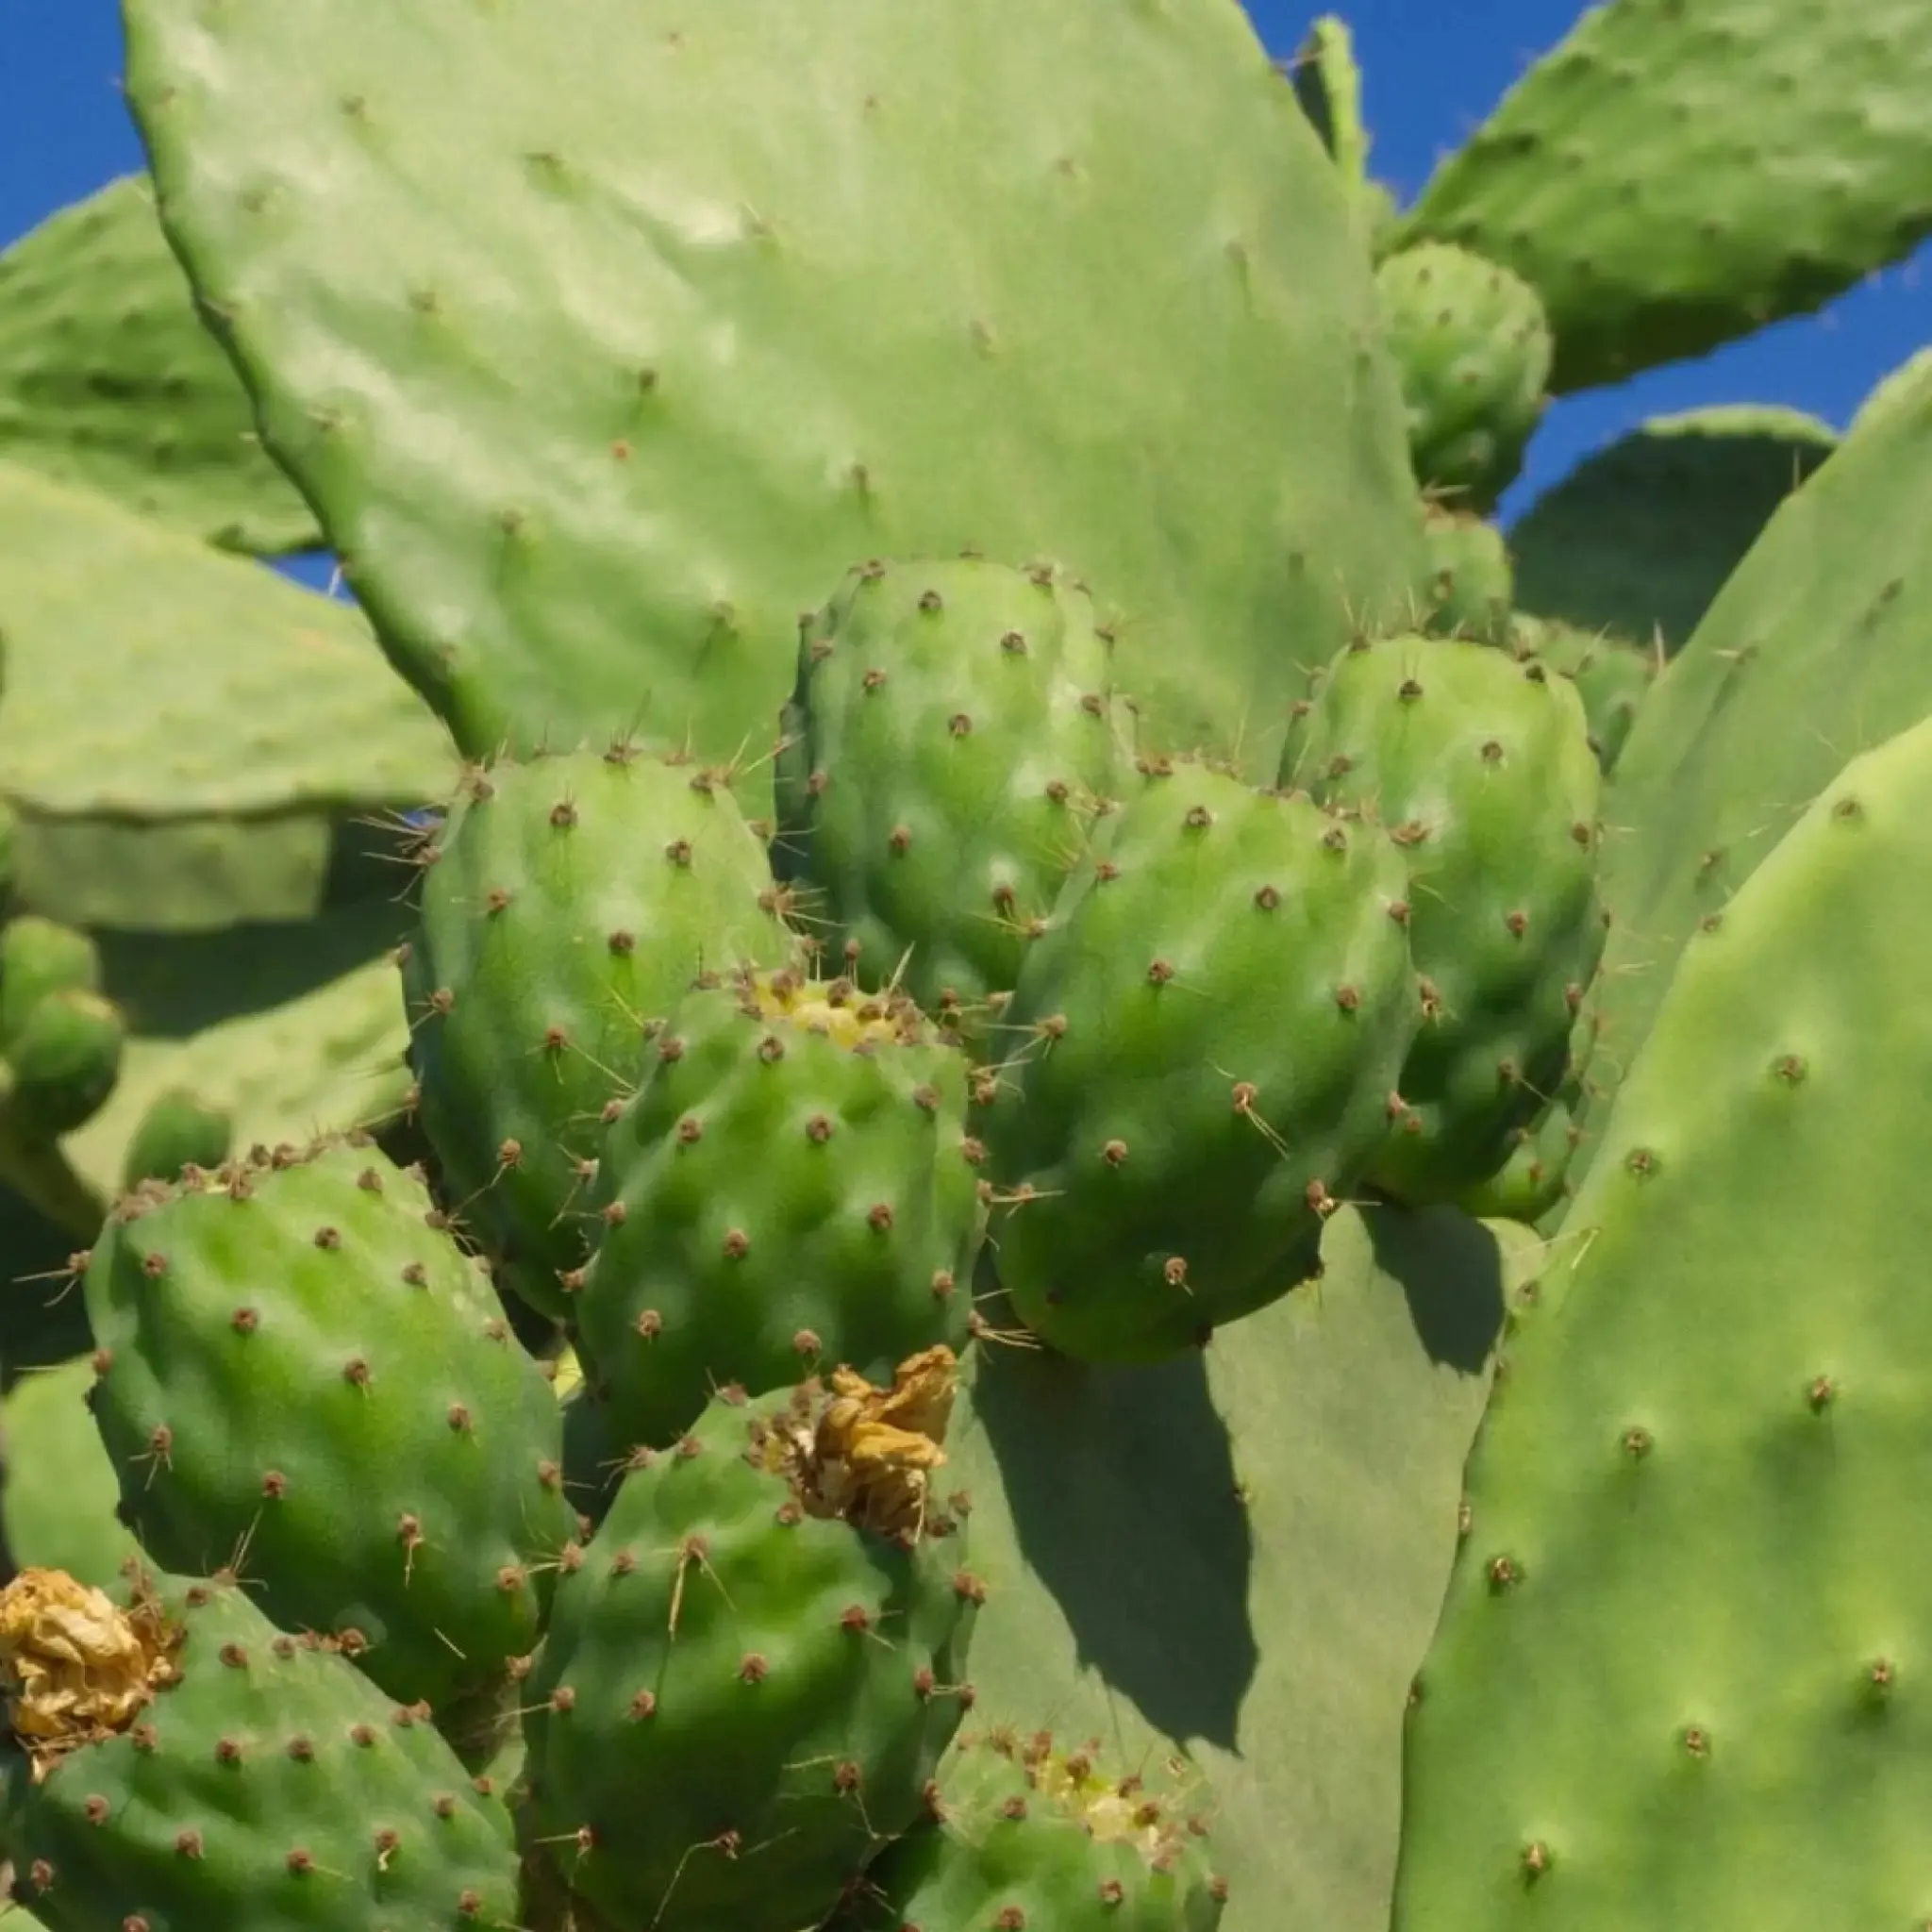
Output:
[[1283, 636, 1606, 1205], [402, 743, 798, 1320], [5, 989, 125, 1138], [1376, 242, 1551, 509], [978, 759, 1420, 1362], [83, 1137, 581, 1753], [846, 1725, 1229, 1931], [520, 1351, 981, 1932], [0, 917, 101, 1054], [775, 557, 1127, 1028], [0, 1564, 520, 1932], [1507, 613, 1656, 774], [572, 966, 982, 1457], [1420, 505, 1512, 644], [119, 1086, 235, 1191]]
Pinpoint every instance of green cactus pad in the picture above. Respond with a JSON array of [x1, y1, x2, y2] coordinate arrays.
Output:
[[1, 1565, 520, 1931], [1568, 358, 1932, 1192], [1283, 637, 1605, 1206], [575, 971, 981, 1456], [850, 1726, 1226, 1931], [1394, 0, 1932, 392], [403, 745, 795, 1321], [1, 1360, 142, 1590], [775, 557, 1128, 1018], [1287, 15, 1369, 186], [1452, 1088, 1583, 1226], [0, 462, 451, 822], [1375, 242, 1551, 510], [0, 175, 320, 555], [981, 761, 1420, 1362], [1419, 508, 1513, 644], [521, 1361, 979, 1932], [1391, 713, 1932, 1928], [121, 0, 1424, 773], [82, 1138, 580, 1731], [1510, 407, 1839, 657], [1504, 617, 1657, 776]]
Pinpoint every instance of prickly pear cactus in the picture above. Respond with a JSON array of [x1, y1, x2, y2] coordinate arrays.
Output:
[[1505, 616, 1657, 777], [1374, 243, 1551, 510], [977, 760, 1421, 1363], [775, 556, 1128, 1021], [569, 968, 983, 1457], [82, 1137, 580, 1743], [402, 744, 795, 1320], [1393, 713, 1932, 1927], [519, 1354, 980, 1932], [0, 1565, 521, 1931], [1283, 638, 1606, 1206], [1419, 507, 1512, 644]]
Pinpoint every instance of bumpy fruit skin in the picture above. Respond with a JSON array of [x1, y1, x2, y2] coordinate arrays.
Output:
[[520, 1361, 979, 1932], [849, 1726, 1227, 1932], [1283, 637, 1606, 1205], [979, 761, 1420, 1363], [83, 1138, 580, 1737], [0, 1565, 520, 1932], [403, 744, 796, 1320], [775, 557, 1127, 1024], [1507, 615, 1656, 775], [573, 970, 982, 1455], [1420, 507, 1512, 644], [1376, 242, 1551, 510]]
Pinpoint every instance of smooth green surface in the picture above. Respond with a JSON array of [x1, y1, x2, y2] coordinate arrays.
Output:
[[1850, 343, 1932, 436], [0, 175, 319, 554], [1397, 0, 1932, 392], [1393, 715, 1932, 1928], [952, 1202, 1525, 1932], [0, 461, 452, 820], [0, 1356, 141, 1586], [1569, 367, 1932, 1191], [1510, 407, 1838, 657], [124, 0, 1424, 771]]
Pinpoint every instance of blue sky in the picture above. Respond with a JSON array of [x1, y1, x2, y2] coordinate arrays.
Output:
[[7, 0, 1926, 576]]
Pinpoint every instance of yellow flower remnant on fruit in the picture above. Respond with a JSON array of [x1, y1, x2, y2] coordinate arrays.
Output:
[[0, 1567, 181, 1777], [740, 966, 928, 1052], [784, 1344, 958, 1542]]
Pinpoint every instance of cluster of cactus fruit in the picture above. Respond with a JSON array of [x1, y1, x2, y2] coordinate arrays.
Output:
[[1, 0, 1930, 1927]]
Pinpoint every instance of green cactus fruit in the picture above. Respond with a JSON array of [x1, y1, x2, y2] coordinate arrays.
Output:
[[1375, 242, 1551, 511], [5, 991, 126, 1141], [120, 0, 1426, 777], [978, 761, 1419, 1363], [1391, 0, 1932, 392], [574, 967, 982, 1457], [0, 919, 101, 1056], [118, 1086, 235, 1191], [0, 1564, 520, 1930], [849, 1725, 1226, 1931], [1504, 616, 1657, 776], [774, 557, 1127, 1024], [1509, 407, 1838, 658], [520, 1351, 981, 1932], [81, 1137, 580, 1749], [1282, 637, 1606, 1206], [1452, 1089, 1582, 1226], [1391, 712, 1932, 1929], [403, 744, 796, 1321], [1, 1359, 142, 1591], [1420, 508, 1513, 644]]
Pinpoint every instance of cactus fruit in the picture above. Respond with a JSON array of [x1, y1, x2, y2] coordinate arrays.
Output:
[[846, 1726, 1227, 1931], [1419, 508, 1512, 645], [0, 919, 101, 1054], [519, 1352, 981, 1932], [572, 968, 983, 1458], [119, 1086, 235, 1191], [1392, 713, 1932, 1929], [0, 1564, 520, 1931], [1506, 616, 1657, 776], [5, 991, 126, 1141], [1283, 638, 1605, 1206], [82, 1137, 580, 1746], [1374, 243, 1552, 511], [978, 760, 1420, 1363], [774, 557, 1128, 1024], [401, 744, 797, 1321]]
